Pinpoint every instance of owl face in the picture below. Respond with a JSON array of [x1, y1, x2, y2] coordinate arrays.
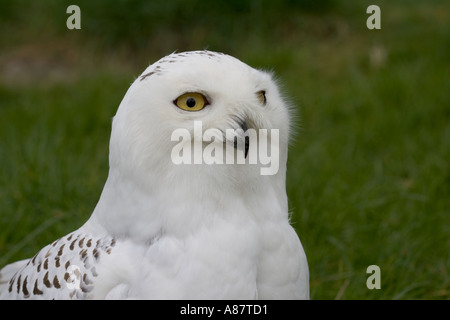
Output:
[[109, 51, 291, 186]]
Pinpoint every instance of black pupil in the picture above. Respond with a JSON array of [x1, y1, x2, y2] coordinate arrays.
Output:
[[186, 97, 196, 108]]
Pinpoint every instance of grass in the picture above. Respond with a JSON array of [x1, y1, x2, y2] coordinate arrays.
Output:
[[0, 0, 449, 299]]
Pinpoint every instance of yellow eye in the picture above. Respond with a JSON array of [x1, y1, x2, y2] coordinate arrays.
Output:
[[174, 92, 208, 111], [257, 90, 266, 105]]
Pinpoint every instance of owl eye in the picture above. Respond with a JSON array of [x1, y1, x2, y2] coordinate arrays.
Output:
[[257, 90, 266, 105], [174, 92, 208, 111]]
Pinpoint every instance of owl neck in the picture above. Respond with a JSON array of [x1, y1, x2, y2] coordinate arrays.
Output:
[[86, 161, 288, 243]]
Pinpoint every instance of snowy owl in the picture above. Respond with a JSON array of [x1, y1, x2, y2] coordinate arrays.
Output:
[[0, 50, 309, 299]]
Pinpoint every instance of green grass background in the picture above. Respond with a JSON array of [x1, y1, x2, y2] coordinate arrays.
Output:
[[0, 0, 448, 299]]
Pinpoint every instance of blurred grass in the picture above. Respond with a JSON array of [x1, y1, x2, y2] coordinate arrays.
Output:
[[0, 0, 449, 299]]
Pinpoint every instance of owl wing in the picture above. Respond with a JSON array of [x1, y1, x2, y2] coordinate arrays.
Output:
[[0, 231, 117, 299]]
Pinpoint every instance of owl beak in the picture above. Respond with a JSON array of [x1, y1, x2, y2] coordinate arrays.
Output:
[[241, 121, 249, 158], [232, 120, 249, 158]]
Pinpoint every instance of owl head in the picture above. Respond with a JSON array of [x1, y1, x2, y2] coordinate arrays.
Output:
[[108, 51, 293, 195]]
